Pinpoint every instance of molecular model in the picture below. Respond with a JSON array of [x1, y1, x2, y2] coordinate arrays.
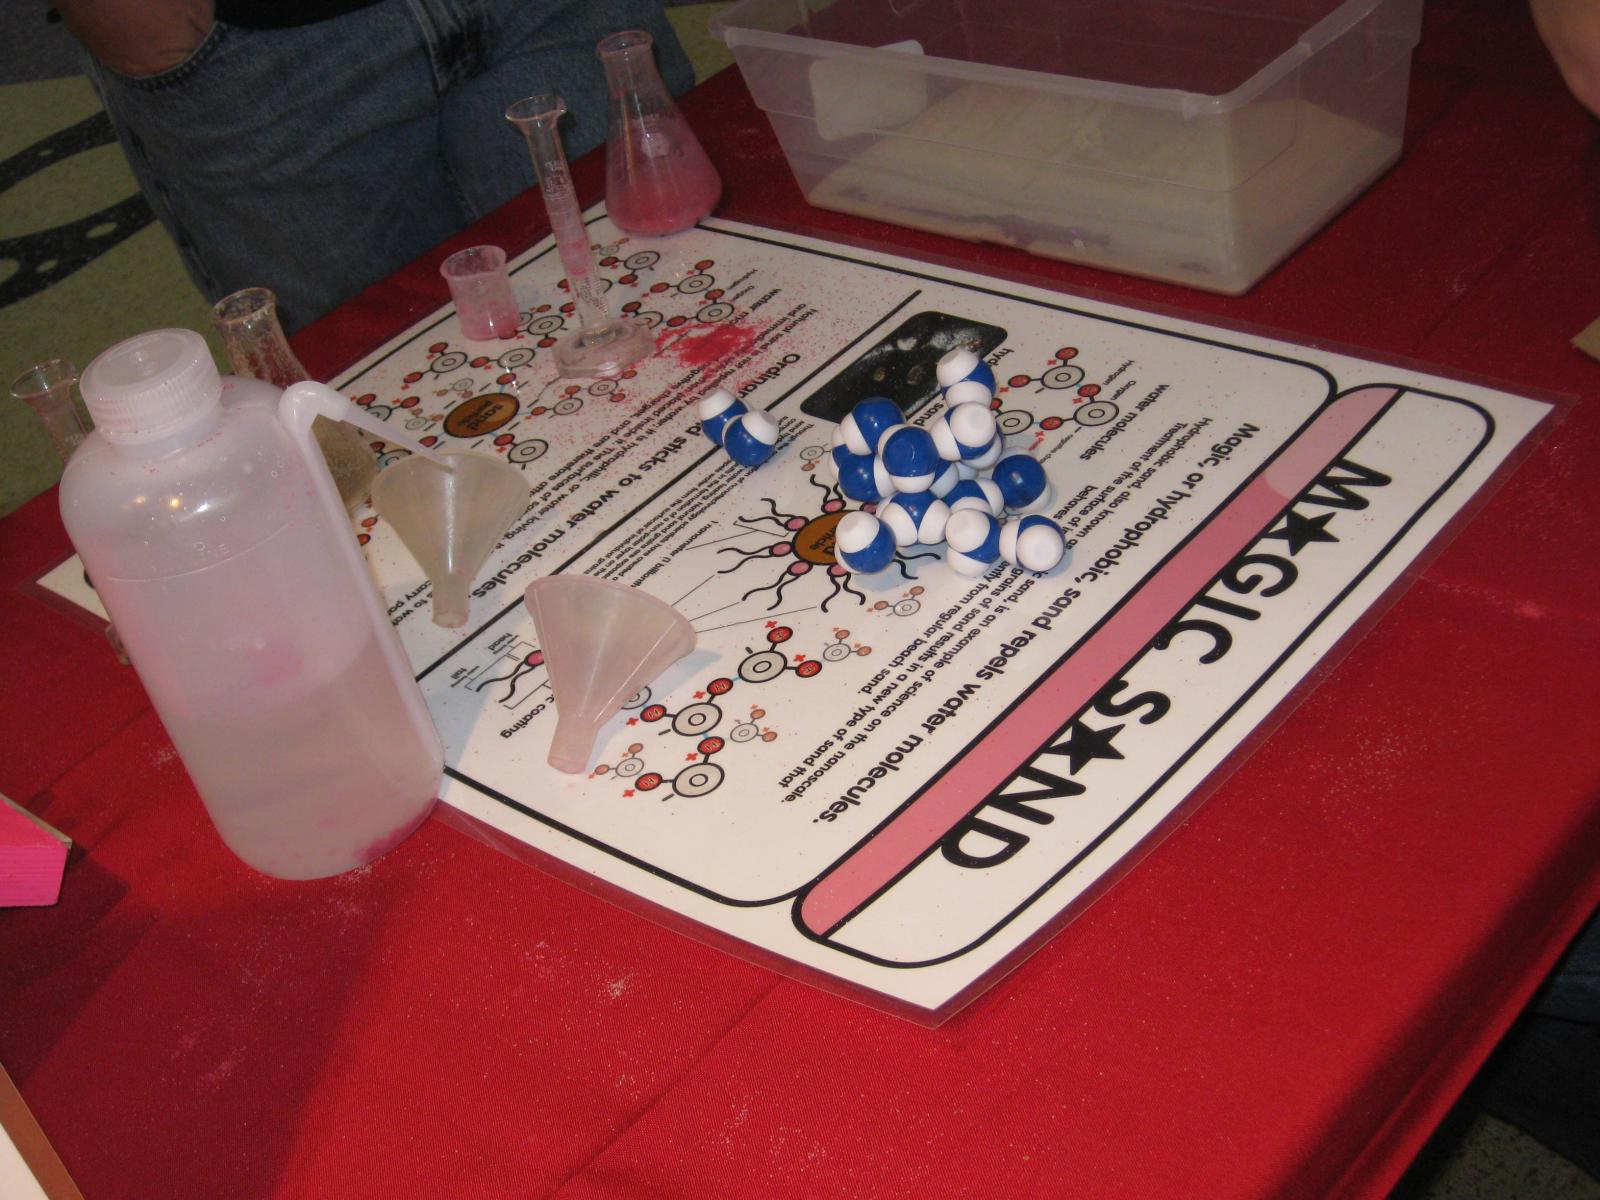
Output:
[[693, 345, 1066, 580], [699, 386, 779, 467], [828, 347, 1066, 579]]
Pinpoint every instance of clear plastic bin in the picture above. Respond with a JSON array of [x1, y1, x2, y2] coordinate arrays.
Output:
[[711, 0, 1424, 293]]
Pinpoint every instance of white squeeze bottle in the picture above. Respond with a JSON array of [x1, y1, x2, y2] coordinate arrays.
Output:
[[60, 329, 443, 880]]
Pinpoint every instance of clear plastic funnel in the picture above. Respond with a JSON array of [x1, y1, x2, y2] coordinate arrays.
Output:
[[372, 451, 532, 628], [524, 576, 695, 773]]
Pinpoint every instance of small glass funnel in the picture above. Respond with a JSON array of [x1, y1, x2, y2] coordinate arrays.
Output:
[[598, 29, 721, 237], [506, 93, 656, 379], [213, 287, 378, 511], [10, 358, 90, 464]]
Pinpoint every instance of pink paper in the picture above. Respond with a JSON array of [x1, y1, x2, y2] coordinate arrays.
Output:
[[0, 795, 69, 908]]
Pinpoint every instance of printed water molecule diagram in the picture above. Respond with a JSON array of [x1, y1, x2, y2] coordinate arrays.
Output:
[[447, 611, 862, 801], [615, 258, 735, 328], [358, 345, 649, 470], [994, 345, 1120, 440], [595, 246, 662, 280], [588, 625, 847, 801], [822, 627, 873, 661], [870, 586, 927, 620], [517, 307, 570, 349], [531, 371, 640, 414], [344, 250, 742, 473], [698, 474, 934, 614]]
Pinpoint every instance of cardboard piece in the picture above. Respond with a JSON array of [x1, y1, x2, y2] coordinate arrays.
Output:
[[0, 1064, 83, 1200], [1572, 314, 1600, 362]]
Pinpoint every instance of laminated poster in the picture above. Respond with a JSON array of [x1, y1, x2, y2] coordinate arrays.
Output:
[[42, 214, 1553, 1019]]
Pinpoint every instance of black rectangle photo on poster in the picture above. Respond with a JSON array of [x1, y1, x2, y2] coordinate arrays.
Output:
[[800, 310, 1008, 424]]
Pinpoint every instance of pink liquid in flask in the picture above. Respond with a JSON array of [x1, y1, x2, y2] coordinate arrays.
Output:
[[600, 29, 721, 237]]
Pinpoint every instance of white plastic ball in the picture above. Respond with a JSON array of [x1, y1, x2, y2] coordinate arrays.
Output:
[[840, 397, 902, 456], [944, 509, 1003, 578], [1000, 515, 1066, 574]]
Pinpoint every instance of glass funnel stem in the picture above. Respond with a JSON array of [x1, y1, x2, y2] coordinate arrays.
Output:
[[10, 359, 89, 464]]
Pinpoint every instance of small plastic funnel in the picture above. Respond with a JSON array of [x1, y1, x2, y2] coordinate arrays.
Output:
[[372, 451, 532, 628], [524, 576, 695, 773]]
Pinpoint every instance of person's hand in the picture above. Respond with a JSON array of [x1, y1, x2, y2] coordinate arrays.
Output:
[[1531, 0, 1600, 118], [56, 0, 216, 78]]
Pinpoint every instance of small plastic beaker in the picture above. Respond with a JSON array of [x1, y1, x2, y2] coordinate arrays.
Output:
[[440, 246, 522, 340]]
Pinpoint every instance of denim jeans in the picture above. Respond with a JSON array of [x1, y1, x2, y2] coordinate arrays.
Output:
[[86, 0, 693, 331]]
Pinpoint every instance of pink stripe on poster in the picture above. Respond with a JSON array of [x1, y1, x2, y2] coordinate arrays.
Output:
[[800, 386, 1400, 937]]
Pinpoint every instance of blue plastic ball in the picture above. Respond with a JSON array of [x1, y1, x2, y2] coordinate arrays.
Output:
[[991, 453, 1052, 513], [837, 451, 888, 502], [878, 424, 937, 492], [942, 478, 1004, 516], [723, 411, 779, 467], [698, 387, 747, 446], [878, 491, 951, 547], [840, 397, 903, 456], [836, 511, 897, 574]]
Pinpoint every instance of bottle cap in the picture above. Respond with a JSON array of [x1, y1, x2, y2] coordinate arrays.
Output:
[[80, 329, 222, 445]]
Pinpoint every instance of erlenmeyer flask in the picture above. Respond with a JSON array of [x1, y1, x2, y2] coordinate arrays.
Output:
[[212, 287, 378, 512], [599, 29, 721, 237]]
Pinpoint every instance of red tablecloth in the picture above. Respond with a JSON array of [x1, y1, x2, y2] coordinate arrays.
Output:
[[5, 3, 1599, 1196]]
